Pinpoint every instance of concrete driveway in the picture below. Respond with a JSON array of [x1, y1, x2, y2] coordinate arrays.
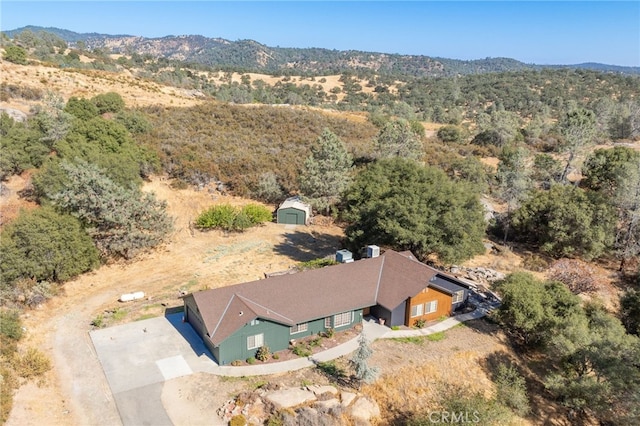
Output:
[[90, 313, 216, 426]]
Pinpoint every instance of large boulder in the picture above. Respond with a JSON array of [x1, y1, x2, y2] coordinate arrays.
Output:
[[348, 396, 381, 425], [264, 387, 317, 409]]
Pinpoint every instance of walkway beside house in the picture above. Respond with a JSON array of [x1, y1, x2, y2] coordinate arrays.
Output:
[[210, 296, 500, 377]]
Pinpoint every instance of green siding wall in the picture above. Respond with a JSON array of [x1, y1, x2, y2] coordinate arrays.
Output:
[[215, 309, 363, 365], [277, 207, 306, 225]]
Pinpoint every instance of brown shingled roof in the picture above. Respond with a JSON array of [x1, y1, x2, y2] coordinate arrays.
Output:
[[191, 249, 441, 345]]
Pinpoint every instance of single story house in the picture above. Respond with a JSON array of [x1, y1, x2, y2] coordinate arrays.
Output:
[[183, 249, 469, 365], [276, 196, 311, 225]]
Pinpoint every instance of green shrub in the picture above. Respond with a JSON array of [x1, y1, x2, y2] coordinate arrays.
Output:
[[195, 204, 238, 230], [309, 336, 323, 347], [437, 125, 464, 143], [241, 203, 273, 224], [246, 356, 256, 365], [3, 45, 28, 65], [0, 310, 23, 341], [196, 203, 271, 231], [0, 207, 100, 287], [413, 318, 426, 329], [255, 345, 271, 362], [91, 314, 105, 328], [272, 353, 280, 360], [292, 343, 312, 357], [232, 211, 253, 231], [494, 363, 530, 416], [64, 96, 99, 120], [115, 110, 152, 134], [91, 92, 125, 114]]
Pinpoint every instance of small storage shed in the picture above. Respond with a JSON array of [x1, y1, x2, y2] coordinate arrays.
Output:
[[276, 197, 311, 225]]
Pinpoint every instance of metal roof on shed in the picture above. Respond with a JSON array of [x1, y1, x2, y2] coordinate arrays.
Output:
[[278, 197, 311, 215]]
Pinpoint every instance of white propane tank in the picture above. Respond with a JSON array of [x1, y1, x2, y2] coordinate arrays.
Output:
[[119, 293, 134, 302], [132, 291, 145, 300]]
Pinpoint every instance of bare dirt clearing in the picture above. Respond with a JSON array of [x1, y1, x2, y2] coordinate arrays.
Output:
[[6, 177, 344, 426], [1, 61, 204, 112], [0, 171, 38, 228]]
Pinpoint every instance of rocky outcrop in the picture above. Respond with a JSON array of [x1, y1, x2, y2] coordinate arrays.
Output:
[[218, 384, 381, 425], [447, 265, 506, 287], [0, 107, 28, 122]]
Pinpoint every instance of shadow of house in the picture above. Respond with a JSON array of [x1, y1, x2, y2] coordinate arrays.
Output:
[[164, 310, 216, 363]]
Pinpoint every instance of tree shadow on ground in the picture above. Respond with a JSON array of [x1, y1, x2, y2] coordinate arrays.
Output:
[[273, 228, 343, 262]]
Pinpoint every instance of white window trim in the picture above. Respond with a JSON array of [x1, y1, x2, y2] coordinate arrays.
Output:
[[324, 317, 331, 328], [410, 303, 424, 318], [250, 319, 260, 326], [290, 322, 308, 335], [425, 300, 438, 314], [247, 333, 264, 350], [452, 290, 464, 304], [334, 311, 351, 327]]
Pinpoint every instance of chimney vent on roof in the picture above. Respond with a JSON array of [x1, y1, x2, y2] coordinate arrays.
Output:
[[335, 249, 353, 263], [366, 245, 380, 258]]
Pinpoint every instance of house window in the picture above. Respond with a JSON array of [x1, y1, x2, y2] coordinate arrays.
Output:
[[324, 317, 331, 328], [334, 312, 351, 327], [290, 323, 308, 334], [410, 303, 424, 318], [250, 319, 260, 326], [452, 291, 464, 304], [425, 300, 438, 314], [247, 333, 264, 350]]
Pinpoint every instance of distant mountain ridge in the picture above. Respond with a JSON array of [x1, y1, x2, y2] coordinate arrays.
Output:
[[4, 26, 640, 77]]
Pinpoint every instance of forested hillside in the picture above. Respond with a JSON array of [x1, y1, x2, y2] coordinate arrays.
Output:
[[1, 27, 639, 425], [4, 26, 640, 77]]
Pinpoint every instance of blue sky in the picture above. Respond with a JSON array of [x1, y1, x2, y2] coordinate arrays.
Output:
[[1, 1, 639, 66]]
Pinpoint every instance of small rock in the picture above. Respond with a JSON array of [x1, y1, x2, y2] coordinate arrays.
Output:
[[340, 392, 357, 408], [307, 385, 338, 396]]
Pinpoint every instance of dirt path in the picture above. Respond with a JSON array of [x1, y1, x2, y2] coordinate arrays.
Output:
[[6, 178, 344, 426]]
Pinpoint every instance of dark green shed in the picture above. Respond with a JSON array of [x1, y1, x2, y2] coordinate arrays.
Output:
[[276, 197, 311, 225]]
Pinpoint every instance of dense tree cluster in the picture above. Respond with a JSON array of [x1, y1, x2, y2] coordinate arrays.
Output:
[[1, 93, 171, 305], [342, 158, 486, 263], [0, 207, 99, 286], [494, 272, 640, 424], [510, 185, 615, 260]]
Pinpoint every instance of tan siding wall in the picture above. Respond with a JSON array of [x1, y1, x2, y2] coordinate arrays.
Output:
[[405, 287, 453, 327]]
